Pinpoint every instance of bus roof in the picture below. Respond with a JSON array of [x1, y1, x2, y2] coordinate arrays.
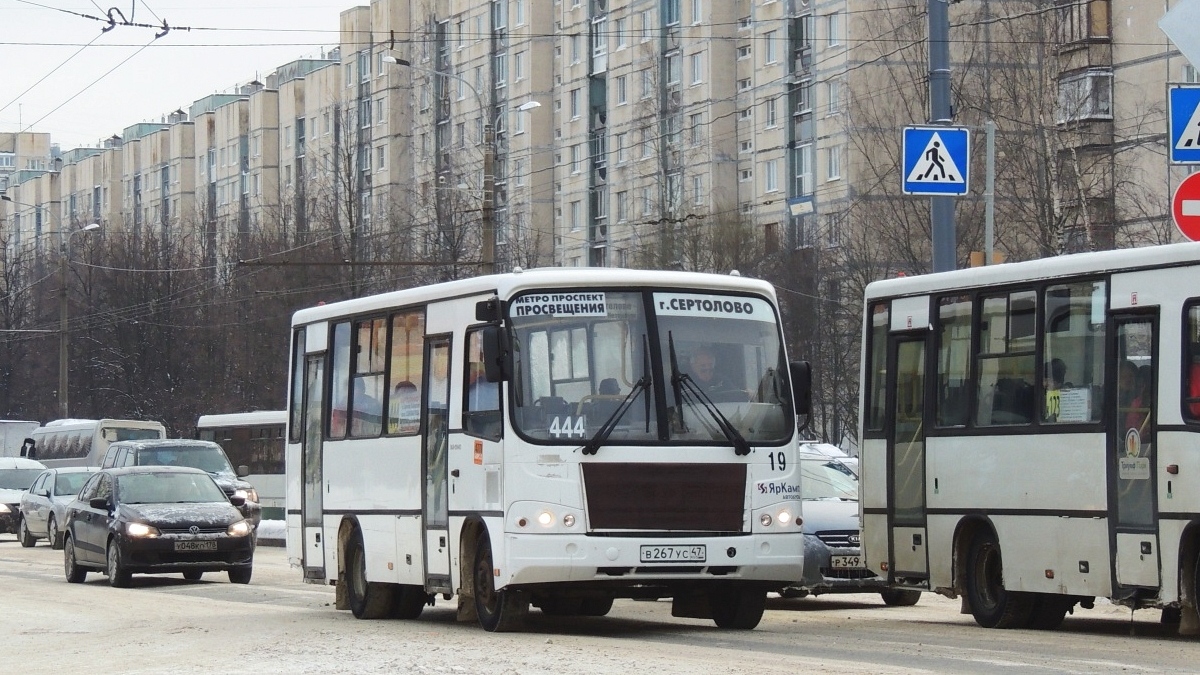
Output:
[[291, 267, 778, 325], [865, 241, 1200, 301], [35, 419, 166, 432], [197, 411, 287, 428]]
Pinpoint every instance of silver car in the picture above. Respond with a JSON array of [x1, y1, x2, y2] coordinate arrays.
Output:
[[17, 467, 97, 549], [781, 451, 920, 606]]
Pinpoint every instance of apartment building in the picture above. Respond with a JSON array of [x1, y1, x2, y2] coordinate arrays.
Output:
[[0, 131, 51, 193]]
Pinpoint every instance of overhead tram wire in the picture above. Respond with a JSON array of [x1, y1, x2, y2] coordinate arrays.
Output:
[[0, 32, 104, 117]]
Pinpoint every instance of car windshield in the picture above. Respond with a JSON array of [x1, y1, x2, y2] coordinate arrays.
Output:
[[801, 458, 859, 501], [0, 468, 43, 490], [54, 472, 93, 496], [117, 472, 228, 504], [141, 445, 234, 474], [112, 427, 162, 441]]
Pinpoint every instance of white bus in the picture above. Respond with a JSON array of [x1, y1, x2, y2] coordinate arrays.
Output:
[[29, 419, 167, 468], [286, 268, 811, 631], [859, 241, 1200, 631], [197, 411, 286, 520]]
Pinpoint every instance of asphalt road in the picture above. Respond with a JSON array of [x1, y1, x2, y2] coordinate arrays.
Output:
[[2, 533, 1198, 674]]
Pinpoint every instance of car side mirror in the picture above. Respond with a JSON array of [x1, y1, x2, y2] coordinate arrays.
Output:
[[89, 497, 110, 511], [237, 465, 250, 478], [229, 495, 246, 507]]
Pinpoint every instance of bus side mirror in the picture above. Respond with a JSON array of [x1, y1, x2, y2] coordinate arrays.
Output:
[[481, 325, 511, 383], [475, 297, 504, 322], [789, 361, 812, 416]]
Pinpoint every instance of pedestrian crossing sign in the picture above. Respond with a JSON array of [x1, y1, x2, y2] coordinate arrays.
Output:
[[1169, 84, 1200, 164], [902, 126, 970, 196]]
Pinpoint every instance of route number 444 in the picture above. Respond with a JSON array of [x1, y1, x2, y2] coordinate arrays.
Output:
[[549, 416, 587, 438]]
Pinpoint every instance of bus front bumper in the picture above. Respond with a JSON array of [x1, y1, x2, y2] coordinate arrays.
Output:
[[501, 532, 804, 588]]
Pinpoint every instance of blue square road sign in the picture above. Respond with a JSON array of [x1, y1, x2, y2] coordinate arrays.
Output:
[[902, 126, 970, 196]]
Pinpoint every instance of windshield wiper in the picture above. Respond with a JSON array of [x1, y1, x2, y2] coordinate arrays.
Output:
[[667, 332, 752, 456], [581, 337, 652, 456]]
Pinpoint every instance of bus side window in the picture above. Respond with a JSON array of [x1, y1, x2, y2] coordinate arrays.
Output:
[[1187, 303, 1200, 421], [464, 329, 502, 440]]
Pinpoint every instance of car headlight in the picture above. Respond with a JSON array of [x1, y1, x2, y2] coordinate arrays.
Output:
[[0, 504, 10, 514], [126, 522, 160, 538], [233, 489, 259, 504], [227, 520, 252, 537]]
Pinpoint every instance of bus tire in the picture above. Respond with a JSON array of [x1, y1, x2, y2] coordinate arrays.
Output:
[[965, 529, 1032, 628], [473, 534, 527, 632], [1027, 594, 1073, 630], [710, 587, 766, 630], [880, 588, 922, 607], [345, 527, 393, 619], [391, 585, 428, 620]]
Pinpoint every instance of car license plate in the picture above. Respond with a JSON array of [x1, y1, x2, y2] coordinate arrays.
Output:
[[639, 545, 706, 563], [174, 540, 218, 552], [830, 554, 863, 569]]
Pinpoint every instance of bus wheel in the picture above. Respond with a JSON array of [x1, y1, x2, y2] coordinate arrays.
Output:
[[965, 529, 1032, 628], [472, 534, 527, 632], [1027, 594, 1073, 630], [345, 527, 393, 619], [711, 587, 766, 630], [391, 585, 428, 620]]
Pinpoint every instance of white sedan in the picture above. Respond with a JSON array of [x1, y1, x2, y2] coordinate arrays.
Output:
[[17, 467, 96, 548]]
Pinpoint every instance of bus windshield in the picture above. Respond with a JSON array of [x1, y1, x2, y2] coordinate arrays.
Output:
[[508, 289, 791, 445], [112, 427, 163, 442]]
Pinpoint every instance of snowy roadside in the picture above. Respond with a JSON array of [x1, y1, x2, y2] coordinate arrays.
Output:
[[257, 519, 285, 546]]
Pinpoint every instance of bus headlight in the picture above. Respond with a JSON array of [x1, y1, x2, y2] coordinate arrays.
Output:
[[126, 522, 160, 538], [537, 511, 555, 527], [760, 513, 773, 527], [562, 514, 576, 528], [776, 510, 793, 526]]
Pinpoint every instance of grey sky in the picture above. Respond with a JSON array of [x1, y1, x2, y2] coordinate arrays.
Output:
[[1, 1, 362, 150]]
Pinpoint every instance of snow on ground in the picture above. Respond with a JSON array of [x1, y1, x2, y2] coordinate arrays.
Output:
[[257, 519, 285, 543]]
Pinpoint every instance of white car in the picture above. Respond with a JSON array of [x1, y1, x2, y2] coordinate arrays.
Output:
[[17, 466, 97, 548], [0, 457, 47, 538]]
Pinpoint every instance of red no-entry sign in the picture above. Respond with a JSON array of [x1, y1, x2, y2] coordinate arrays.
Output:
[[1172, 172, 1200, 241]]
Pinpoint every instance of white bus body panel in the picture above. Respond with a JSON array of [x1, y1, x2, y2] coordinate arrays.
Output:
[[1115, 532, 1161, 588], [285, 440, 302, 566]]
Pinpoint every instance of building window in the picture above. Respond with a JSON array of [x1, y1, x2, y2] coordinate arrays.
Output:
[[738, 16, 751, 30], [616, 75, 628, 104], [738, 78, 752, 92], [765, 98, 778, 127], [764, 30, 778, 64], [737, 45, 751, 60], [827, 145, 842, 180], [665, 51, 681, 85], [570, 88, 581, 118], [615, 132, 628, 163], [495, 52, 508, 86], [826, 12, 841, 48], [689, 113, 704, 145], [514, 51, 525, 81], [640, 127, 653, 159], [664, 0, 680, 25], [614, 17, 627, 49], [571, 34, 581, 63], [827, 81, 842, 114], [795, 143, 813, 194], [1055, 0, 1111, 45], [1057, 68, 1113, 122], [616, 190, 628, 221], [691, 0, 702, 24], [739, 107, 752, 121], [571, 144, 582, 173], [641, 9, 653, 42], [641, 186, 653, 215], [376, 97, 386, 124], [689, 52, 703, 85], [739, 167, 753, 182], [740, 140, 753, 154], [764, 159, 779, 192], [692, 174, 703, 204], [641, 69, 654, 99], [570, 200, 582, 230]]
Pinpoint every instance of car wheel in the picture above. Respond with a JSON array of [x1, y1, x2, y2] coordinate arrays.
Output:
[[881, 588, 922, 607], [64, 536, 87, 583], [965, 529, 1032, 628], [17, 516, 36, 548], [183, 570, 203, 581], [710, 587, 767, 630], [344, 528, 391, 618], [473, 533, 528, 632], [106, 540, 132, 588], [47, 515, 63, 550], [228, 566, 252, 584]]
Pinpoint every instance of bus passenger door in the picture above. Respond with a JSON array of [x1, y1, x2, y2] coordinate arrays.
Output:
[[423, 337, 453, 592], [888, 336, 930, 582], [1111, 315, 1159, 592], [301, 354, 326, 580]]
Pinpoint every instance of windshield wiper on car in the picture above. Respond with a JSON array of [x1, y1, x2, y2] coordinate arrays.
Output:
[[667, 332, 751, 456], [581, 336, 652, 456]]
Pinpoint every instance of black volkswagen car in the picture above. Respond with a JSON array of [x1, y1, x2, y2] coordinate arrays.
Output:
[[63, 466, 255, 587]]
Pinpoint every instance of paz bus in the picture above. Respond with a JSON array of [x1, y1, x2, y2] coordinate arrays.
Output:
[[196, 411, 286, 519], [285, 268, 811, 631], [29, 419, 166, 468], [859, 241, 1200, 631]]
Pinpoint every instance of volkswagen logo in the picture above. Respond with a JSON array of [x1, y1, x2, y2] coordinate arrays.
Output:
[[848, 533, 861, 545], [189, 526, 201, 535]]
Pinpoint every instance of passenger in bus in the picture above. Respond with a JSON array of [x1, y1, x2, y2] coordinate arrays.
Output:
[[467, 364, 499, 411], [1044, 358, 1069, 390], [351, 378, 382, 436], [1119, 360, 1150, 435], [388, 381, 420, 434], [429, 351, 450, 410]]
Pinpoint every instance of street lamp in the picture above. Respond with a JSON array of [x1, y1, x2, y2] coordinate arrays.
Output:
[[2, 193, 99, 417], [382, 54, 540, 275]]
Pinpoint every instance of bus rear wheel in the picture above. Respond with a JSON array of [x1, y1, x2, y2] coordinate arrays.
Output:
[[473, 534, 527, 632], [965, 529, 1032, 628], [345, 527, 393, 619], [710, 587, 767, 630]]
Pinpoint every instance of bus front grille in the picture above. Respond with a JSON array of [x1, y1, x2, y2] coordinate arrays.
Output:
[[582, 463, 746, 532]]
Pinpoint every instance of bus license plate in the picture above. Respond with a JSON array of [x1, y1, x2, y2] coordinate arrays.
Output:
[[830, 555, 862, 569], [639, 545, 706, 563], [175, 540, 218, 552]]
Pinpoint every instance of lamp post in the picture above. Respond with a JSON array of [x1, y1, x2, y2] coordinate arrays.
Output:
[[59, 222, 101, 417], [382, 54, 540, 275]]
